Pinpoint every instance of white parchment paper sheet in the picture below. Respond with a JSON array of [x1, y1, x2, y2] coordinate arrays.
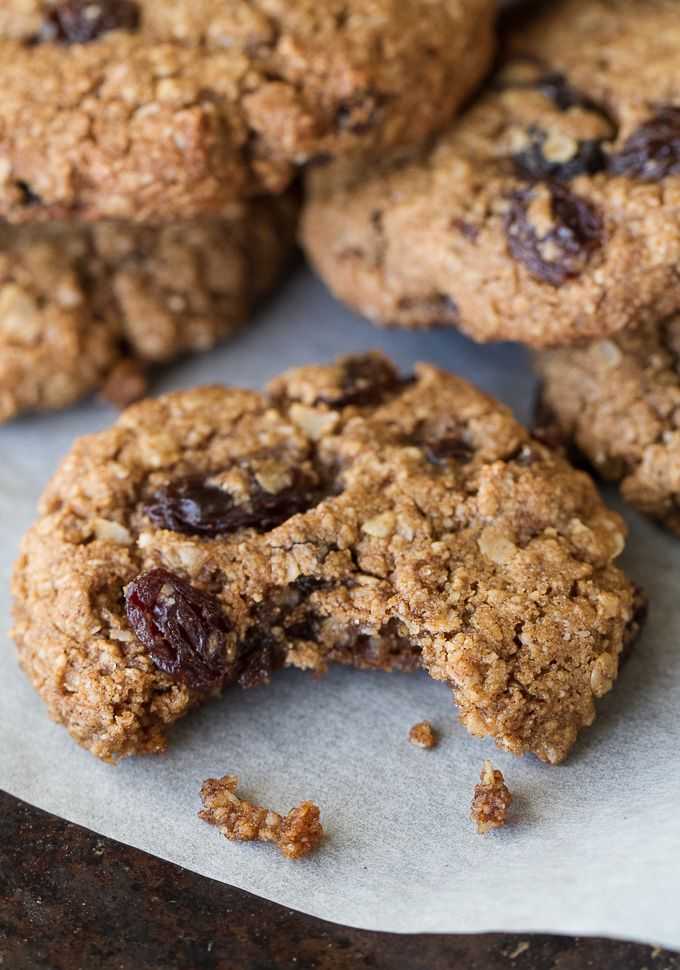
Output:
[[1, 269, 678, 948]]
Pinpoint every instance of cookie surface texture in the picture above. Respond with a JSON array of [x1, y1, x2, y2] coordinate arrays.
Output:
[[0, 0, 495, 222], [0, 193, 297, 422], [535, 316, 680, 534], [302, 0, 680, 348], [11, 353, 641, 764]]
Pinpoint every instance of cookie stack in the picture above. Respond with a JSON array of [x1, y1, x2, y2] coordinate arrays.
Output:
[[8, 0, 665, 774], [0, 0, 495, 421]]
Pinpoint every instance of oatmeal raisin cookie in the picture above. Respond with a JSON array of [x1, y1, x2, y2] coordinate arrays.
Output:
[[11, 353, 643, 764], [0, 0, 495, 222], [0, 193, 297, 422], [302, 0, 680, 348], [535, 316, 680, 534]]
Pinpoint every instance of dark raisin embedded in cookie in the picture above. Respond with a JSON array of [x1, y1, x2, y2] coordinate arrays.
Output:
[[537, 71, 592, 113], [514, 125, 609, 181], [301, 0, 680, 347], [143, 468, 319, 537], [423, 437, 474, 465], [503, 182, 603, 287], [39, 0, 141, 44], [506, 68, 614, 181], [609, 108, 680, 181], [318, 354, 401, 408], [125, 568, 236, 691]]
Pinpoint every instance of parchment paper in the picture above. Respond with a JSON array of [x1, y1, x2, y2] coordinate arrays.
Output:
[[1, 269, 678, 949]]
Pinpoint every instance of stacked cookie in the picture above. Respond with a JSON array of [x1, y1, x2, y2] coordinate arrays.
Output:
[[302, 0, 680, 534], [0, 0, 496, 421], [9, 0, 661, 775]]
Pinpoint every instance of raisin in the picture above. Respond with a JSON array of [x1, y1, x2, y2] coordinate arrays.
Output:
[[514, 126, 608, 181], [285, 615, 320, 642], [609, 108, 680, 181], [143, 469, 318, 537], [125, 568, 235, 691], [39, 0, 140, 44], [500, 66, 612, 180], [424, 437, 474, 465], [293, 575, 330, 593], [318, 355, 400, 408], [235, 629, 286, 688], [503, 182, 603, 287], [336, 88, 386, 134], [451, 219, 480, 244]]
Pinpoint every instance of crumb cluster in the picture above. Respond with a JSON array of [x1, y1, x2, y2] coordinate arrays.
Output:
[[409, 720, 436, 749], [471, 760, 512, 835], [199, 775, 323, 861]]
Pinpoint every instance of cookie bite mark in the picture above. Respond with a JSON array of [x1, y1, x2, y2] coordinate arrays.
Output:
[[11, 354, 641, 763]]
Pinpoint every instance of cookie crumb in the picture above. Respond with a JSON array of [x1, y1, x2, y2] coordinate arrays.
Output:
[[471, 760, 512, 835], [409, 719, 435, 749], [198, 775, 323, 861], [100, 358, 148, 410]]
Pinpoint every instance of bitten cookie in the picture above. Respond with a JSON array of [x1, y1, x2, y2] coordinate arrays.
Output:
[[0, 193, 297, 422], [302, 0, 680, 348], [535, 317, 680, 535], [11, 353, 643, 765], [0, 0, 495, 223]]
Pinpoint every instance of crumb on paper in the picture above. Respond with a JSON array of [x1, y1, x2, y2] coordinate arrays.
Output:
[[471, 759, 512, 835], [99, 357, 149, 409], [409, 719, 435, 749], [198, 775, 323, 860]]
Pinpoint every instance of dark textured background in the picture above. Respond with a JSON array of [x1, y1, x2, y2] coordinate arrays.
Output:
[[1, 791, 677, 970]]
